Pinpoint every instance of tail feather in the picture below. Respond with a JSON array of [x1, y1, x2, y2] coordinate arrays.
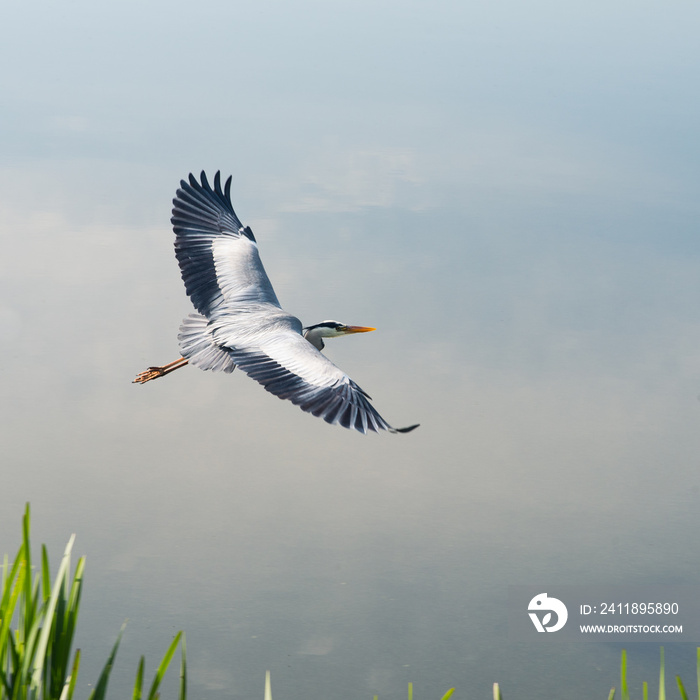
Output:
[[178, 313, 236, 373]]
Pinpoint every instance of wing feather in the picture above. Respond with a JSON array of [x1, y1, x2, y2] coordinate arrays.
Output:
[[220, 327, 397, 433], [172, 171, 279, 316]]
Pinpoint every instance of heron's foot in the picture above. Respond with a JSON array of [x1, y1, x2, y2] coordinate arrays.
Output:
[[132, 358, 189, 383], [133, 366, 168, 383]]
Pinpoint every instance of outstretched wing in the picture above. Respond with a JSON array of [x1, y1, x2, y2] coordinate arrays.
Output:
[[172, 171, 280, 317], [171, 171, 419, 435], [211, 318, 418, 434]]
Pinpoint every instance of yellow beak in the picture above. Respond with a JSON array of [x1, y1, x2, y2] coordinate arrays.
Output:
[[342, 325, 376, 334]]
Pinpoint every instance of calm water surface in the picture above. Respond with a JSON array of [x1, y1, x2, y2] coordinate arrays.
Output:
[[2, 1, 700, 697]]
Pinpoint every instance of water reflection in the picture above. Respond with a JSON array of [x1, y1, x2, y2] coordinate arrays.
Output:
[[2, 0, 700, 698]]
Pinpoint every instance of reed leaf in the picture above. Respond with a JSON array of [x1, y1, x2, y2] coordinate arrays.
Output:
[[659, 647, 665, 700], [133, 656, 145, 700], [146, 632, 182, 700], [621, 649, 629, 700], [29, 533, 76, 694], [178, 634, 187, 700], [88, 623, 125, 700], [58, 648, 81, 700]]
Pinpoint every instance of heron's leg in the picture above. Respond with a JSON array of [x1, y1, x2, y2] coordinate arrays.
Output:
[[133, 357, 189, 384]]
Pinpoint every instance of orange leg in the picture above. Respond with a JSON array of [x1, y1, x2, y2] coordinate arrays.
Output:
[[133, 357, 189, 384]]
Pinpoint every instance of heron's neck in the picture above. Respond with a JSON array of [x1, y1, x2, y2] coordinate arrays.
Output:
[[303, 327, 326, 350]]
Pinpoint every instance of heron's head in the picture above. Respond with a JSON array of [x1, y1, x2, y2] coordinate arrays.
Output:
[[303, 320, 376, 350]]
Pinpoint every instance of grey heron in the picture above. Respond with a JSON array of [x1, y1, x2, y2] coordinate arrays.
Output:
[[134, 171, 419, 435]]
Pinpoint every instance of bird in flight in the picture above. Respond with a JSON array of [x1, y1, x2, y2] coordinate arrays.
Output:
[[133, 171, 419, 435]]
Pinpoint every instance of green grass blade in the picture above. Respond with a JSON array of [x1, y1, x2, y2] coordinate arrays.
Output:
[[264, 670, 272, 700], [133, 656, 145, 700], [88, 622, 125, 700], [65, 556, 86, 621], [179, 633, 187, 700], [67, 648, 82, 700], [659, 647, 665, 700], [58, 648, 81, 700], [19, 601, 46, 683], [0, 548, 23, 615], [41, 545, 51, 604], [6, 628, 21, 685], [643, 680, 648, 700], [441, 688, 455, 700], [493, 682, 502, 700], [678, 676, 690, 700], [22, 504, 34, 646], [0, 551, 25, 670], [608, 690, 615, 700], [408, 681, 412, 700], [29, 533, 76, 693], [0, 668, 9, 698], [55, 555, 86, 693], [146, 631, 182, 700], [51, 574, 69, 695], [621, 649, 629, 700]]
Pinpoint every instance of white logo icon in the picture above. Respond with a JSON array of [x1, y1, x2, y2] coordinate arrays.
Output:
[[528, 593, 568, 632]]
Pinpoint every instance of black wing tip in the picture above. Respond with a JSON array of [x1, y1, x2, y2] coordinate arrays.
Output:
[[391, 423, 420, 434], [178, 171, 234, 212]]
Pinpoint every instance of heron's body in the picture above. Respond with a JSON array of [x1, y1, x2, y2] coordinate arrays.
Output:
[[134, 171, 418, 435]]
